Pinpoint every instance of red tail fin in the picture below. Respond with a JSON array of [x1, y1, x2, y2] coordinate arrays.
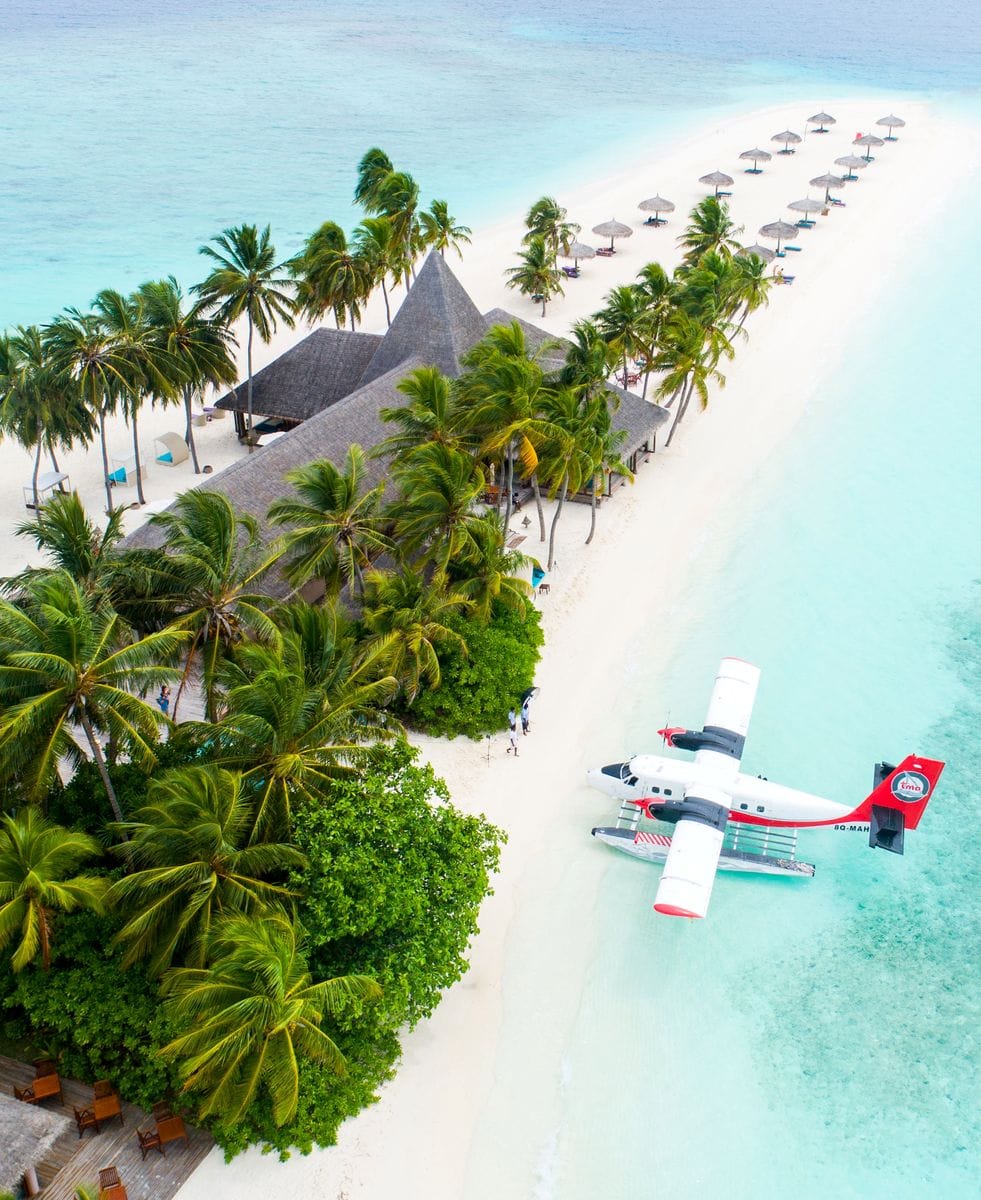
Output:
[[847, 755, 945, 830]]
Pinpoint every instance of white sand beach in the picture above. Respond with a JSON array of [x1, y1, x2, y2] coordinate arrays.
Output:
[[4, 95, 973, 1199]]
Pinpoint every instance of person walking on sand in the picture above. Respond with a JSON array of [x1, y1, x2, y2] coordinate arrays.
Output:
[[156, 684, 171, 716], [521, 696, 531, 735], [508, 707, 517, 731], [507, 724, 520, 756]]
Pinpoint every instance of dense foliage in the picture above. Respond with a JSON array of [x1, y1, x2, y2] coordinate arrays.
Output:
[[0, 144, 769, 1161], [406, 604, 544, 739]]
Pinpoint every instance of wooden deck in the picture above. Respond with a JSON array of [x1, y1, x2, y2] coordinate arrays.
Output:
[[0, 1056, 213, 1200]]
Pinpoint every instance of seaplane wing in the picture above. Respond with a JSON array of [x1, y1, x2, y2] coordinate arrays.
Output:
[[653, 658, 760, 919]]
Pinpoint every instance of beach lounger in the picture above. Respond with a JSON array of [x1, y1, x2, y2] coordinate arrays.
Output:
[[561, 265, 579, 278], [595, 247, 615, 257], [784, 245, 802, 253], [154, 432, 189, 466], [643, 216, 666, 226], [717, 190, 733, 197], [829, 198, 846, 207], [795, 219, 815, 229]]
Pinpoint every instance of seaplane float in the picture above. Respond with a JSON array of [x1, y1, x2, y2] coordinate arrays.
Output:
[[588, 657, 944, 919]]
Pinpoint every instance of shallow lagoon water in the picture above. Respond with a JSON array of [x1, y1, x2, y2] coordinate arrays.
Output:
[[3, 4, 979, 1196], [464, 170, 980, 1197]]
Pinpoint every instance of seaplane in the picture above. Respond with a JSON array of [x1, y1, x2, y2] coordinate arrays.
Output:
[[588, 657, 944, 919]]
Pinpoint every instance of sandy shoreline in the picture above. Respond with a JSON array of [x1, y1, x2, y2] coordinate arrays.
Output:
[[4, 94, 971, 1199]]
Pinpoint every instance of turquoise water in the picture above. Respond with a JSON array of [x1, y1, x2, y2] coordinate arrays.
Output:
[[4, 5, 979, 1195], [2, 0, 979, 328], [473, 169, 979, 1198]]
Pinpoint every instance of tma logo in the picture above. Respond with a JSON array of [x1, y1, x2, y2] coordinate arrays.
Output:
[[891, 770, 931, 803]]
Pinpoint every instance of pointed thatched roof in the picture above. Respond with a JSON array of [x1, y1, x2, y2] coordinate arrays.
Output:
[[358, 251, 488, 386], [214, 328, 382, 421]]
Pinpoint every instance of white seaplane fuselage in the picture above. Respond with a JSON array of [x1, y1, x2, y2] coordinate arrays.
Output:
[[588, 753, 866, 830]]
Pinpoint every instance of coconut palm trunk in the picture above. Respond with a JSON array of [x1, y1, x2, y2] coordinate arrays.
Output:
[[183, 385, 202, 473], [131, 405, 147, 504], [503, 440, 515, 531], [547, 477, 568, 571], [30, 416, 43, 511], [79, 710, 124, 822], [586, 476, 599, 545], [531, 475, 547, 542], [98, 408, 114, 513], [665, 375, 696, 448], [380, 278, 392, 327], [245, 313, 255, 452]]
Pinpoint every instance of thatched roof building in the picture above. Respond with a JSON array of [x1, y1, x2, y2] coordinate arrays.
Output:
[[125, 252, 669, 593], [215, 329, 381, 424], [0, 1092, 73, 1193]]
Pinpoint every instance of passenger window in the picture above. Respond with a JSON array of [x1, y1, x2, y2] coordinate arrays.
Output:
[[664, 789, 672, 796], [651, 786, 660, 794], [740, 803, 748, 810], [756, 806, 765, 813]]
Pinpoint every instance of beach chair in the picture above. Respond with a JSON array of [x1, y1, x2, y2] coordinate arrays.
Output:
[[98, 1166, 128, 1200], [784, 245, 802, 253], [154, 432, 189, 466], [595, 247, 615, 257]]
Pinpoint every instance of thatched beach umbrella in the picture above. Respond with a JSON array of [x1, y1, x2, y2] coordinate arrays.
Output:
[[698, 170, 734, 197], [736, 242, 776, 264], [835, 154, 868, 181], [739, 148, 772, 174], [638, 195, 675, 226], [788, 197, 825, 228], [562, 241, 596, 268], [854, 133, 885, 161], [810, 172, 845, 202], [591, 219, 633, 251], [759, 220, 798, 254], [876, 113, 906, 141], [772, 130, 802, 154], [807, 111, 836, 133]]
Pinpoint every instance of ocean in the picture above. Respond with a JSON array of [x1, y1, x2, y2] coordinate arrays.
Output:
[[462, 168, 981, 1198], [1, 0, 978, 329], [3, 3, 979, 1197]]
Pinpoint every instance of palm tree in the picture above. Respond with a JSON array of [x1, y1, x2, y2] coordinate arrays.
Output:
[[0, 810, 107, 971], [596, 284, 653, 389], [447, 512, 531, 621], [139, 277, 239, 473], [108, 766, 306, 974], [0, 572, 185, 819], [354, 146, 395, 211], [143, 491, 281, 721], [457, 329, 546, 535], [376, 365, 467, 460], [419, 200, 472, 259], [560, 319, 618, 394], [361, 571, 471, 704], [678, 196, 744, 264], [583, 397, 633, 545], [352, 216, 401, 326], [731, 253, 774, 329], [10, 491, 128, 602], [195, 224, 296, 448], [267, 445, 395, 598], [389, 443, 486, 571], [375, 170, 422, 286], [523, 196, 580, 257], [45, 310, 131, 513], [654, 309, 729, 447], [159, 913, 381, 1126], [93, 288, 179, 505], [292, 224, 373, 331], [192, 612, 399, 840], [634, 263, 675, 397], [505, 235, 564, 318], [535, 388, 594, 570], [0, 326, 92, 510]]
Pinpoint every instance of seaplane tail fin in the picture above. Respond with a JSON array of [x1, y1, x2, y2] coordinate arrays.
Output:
[[845, 756, 945, 853]]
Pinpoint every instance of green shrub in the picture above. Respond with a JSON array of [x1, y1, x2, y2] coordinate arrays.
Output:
[[408, 601, 544, 738], [214, 740, 504, 1159]]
